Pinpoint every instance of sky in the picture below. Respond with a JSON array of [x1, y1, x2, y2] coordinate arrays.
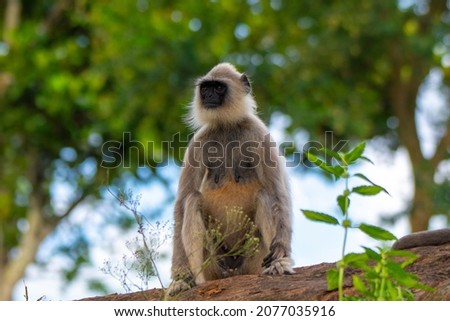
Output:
[[12, 69, 449, 301]]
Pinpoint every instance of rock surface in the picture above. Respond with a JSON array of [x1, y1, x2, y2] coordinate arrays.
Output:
[[80, 243, 450, 301]]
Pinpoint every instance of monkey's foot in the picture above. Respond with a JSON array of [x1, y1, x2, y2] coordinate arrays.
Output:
[[167, 279, 193, 296], [262, 257, 294, 275]]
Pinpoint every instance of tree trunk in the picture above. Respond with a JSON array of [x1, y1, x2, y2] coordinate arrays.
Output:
[[388, 42, 438, 232], [0, 194, 52, 300], [0, 0, 21, 95], [0, 1, 84, 300], [410, 162, 435, 231], [0, 150, 90, 300], [0, 147, 52, 300], [3, 0, 21, 42]]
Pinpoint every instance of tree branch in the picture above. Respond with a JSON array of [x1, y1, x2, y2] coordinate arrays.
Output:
[[431, 128, 450, 169], [0, 187, 93, 300], [0, 191, 50, 300], [41, 0, 74, 35], [0, 0, 20, 95], [3, 0, 21, 42], [47, 189, 92, 230]]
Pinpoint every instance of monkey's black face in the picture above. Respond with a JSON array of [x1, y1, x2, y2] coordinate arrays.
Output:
[[199, 81, 228, 108]]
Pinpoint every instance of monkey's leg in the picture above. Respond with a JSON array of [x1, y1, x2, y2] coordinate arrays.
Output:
[[255, 190, 294, 275], [167, 212, 194, 296], [181, 192, 208, 284], [167, 192, 207, 296]]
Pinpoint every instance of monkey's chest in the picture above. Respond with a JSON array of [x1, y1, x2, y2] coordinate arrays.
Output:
[[201, 178, 261, 217], [200, 174, 261, 240], [198, 133, 262, 241]]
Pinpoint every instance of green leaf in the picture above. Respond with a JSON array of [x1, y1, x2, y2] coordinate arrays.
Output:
[[387, 249, 417, 267], [352, 275, 367, 294], [362, 246, 382, 261], [385, 259, 433, 292], [327, 268, 339, 290], [332, 165, 345, 178], [343, 252, 368, 265], [354, 173, 377, 185], [305, 152, 335, 175], [319, 147, 344, 162], [359, 156, 374, 165], [306, 152, 346, 179], [301, 210, 339, 225], [359, 224, 397, 241], [337, 195, 350, 215], [342, 252, 370, 270], [343, 141, 366, 164], [352, 185, 384, 196], [387, 249, 417, 258], [305, 152, 322, 165], [384, 261, 428, 289], [354, 174, 390, 195]]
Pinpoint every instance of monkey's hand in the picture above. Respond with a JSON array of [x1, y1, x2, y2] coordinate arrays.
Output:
[[262, 242, 294, 275]]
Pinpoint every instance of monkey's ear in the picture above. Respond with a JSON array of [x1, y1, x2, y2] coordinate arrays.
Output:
[[241, 73, 252, 94]]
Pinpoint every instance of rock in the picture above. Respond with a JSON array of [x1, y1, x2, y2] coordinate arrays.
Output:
[[393, 228, 450, 250], [80, 243, 450, 301]]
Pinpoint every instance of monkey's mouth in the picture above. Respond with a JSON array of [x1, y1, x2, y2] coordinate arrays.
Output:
[[203, 102, 222, 109]]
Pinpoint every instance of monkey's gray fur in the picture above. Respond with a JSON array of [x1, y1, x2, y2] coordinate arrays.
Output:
[[168, 63, 294, 296]]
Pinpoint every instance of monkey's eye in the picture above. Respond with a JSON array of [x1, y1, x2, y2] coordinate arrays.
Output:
[[200, 86, 209, 95], [215, 84, 226, 94]]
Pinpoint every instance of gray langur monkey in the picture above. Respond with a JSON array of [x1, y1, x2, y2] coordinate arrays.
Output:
[[168, 63, 294, 296]]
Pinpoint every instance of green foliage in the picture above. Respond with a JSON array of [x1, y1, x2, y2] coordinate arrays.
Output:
[[358, 224, 396, 241], [301, 142, 431, 300], [301, 210, 339, 225], [102, 187, 170, 293], [203, 206, 260, 271], [344, 248, 433, 301]]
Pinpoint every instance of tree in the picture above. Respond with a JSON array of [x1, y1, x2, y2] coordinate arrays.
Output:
[[0, 0, 191, 300], [0, 0, 107, 300], [203, 0, 450, 231], [241, 1, 450, 232]]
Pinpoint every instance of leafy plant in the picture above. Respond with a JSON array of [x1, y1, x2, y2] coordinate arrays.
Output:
[[102, 187, 170, 293], [165, 206, 260, 300], [301, 141, 431, 300], [103, 190, 260, 297], [202, 206, 260, 274]]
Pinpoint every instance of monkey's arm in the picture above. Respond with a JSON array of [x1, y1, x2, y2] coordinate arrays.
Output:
[[258, 145, 294, 274], [392, 228, 450, 250], [168, 190, 205, 296], [168, 195, 194, 295], [168, 147, 205, 296]]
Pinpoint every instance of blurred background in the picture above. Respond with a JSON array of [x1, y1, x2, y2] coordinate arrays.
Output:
[[0, 0, 449, 300]]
